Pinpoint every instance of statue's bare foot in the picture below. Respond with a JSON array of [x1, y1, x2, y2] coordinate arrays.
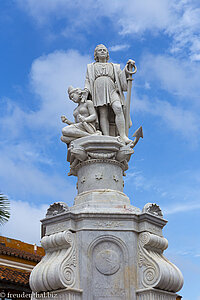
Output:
[[91, 130, 102, 136], [95, 130, 102, 135], [121, 136, 132, 144]]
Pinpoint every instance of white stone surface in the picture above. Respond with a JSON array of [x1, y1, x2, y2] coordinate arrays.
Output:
[[65, 135, 133, 179], [136, 288, 179, 300], [138, 232, 183, 292], [30, 231, 80, 293], [30, 44, 183, 300], [74, 189, 130, 206], [61, 86, 100, 145], [30, 140, 183, 299], [31, 289, 82, 300], [83, 44, 136, 143], [30, 200, 183, 300], [61, 44, 139, 149]]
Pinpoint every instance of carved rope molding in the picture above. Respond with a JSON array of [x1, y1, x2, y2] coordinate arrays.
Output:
[[138, 232, 183, 293], [30, 231, 78, 292]]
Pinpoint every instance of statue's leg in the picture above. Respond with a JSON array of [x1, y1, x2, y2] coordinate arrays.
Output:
[[62, 126, 90, 138], [98, 106, 109, 135], [111, 101, 131, 144]]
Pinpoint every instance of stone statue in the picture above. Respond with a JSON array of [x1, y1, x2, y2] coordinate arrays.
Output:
[[60, 44, 142, 177], [82, 44, 136, 144], [61, 86, 101, 145], [30, 44, 184, 300]]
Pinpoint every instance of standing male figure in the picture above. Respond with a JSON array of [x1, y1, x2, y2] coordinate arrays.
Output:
[[82, 44, 135, 144]]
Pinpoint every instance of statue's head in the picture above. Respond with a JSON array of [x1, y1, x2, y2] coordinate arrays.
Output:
[[94, 44, 109, 62], [68, 86, 82, 103]]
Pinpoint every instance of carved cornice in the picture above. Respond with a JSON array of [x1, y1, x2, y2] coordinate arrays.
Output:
[[138, 232, 183, 292], [30, 231, 78, 292], [66, 136, 134, 176], [74, 158, 126, 171]]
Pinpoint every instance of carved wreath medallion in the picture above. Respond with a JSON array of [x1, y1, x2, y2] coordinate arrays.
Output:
[[95, 249, 120, 275]]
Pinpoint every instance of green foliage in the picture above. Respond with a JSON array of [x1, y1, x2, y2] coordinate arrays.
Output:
[[0, 193, 10, 225]]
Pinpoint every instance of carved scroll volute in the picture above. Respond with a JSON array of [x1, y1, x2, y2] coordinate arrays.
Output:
[[30, 231, 78, 292], [138, 232, 183, 293]]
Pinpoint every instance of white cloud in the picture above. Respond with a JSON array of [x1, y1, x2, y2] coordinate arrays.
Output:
[[163, 201, 200, 215], [0, 49, 90, 208], [0, 50, 91, 137], [16, 0, 200, 61], [0, 142, 75, 204], [126, 170, 168, 197], [126, 164, 200, 218], [133, 52, 200, 144], [25, 39, 200, 145], [115, 0, 171, 35], [134, 95, 199, 143], [0, 98, 27, 139], [16, 0, 170, 34], [0, 50, 89, 239], [166, 2, 200, 60], [0, 200, 48, 245], [16, 0, 98, 31], [29, 50, 91, 130], [2, 49, 198, 146], [134, 53, 200, 145], [140, 54, 200, 101], [144, 82, 150, 90], [0, 46, 198, 215], [106, 1, 200, 61], [109, 44, 130, 52], [16, 0, 73, 25]]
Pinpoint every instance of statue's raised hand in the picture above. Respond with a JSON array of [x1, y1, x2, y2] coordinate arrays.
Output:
[[126, 59, 135, 66], [61, 115, 73, 125], [125, 59, 137, 75]]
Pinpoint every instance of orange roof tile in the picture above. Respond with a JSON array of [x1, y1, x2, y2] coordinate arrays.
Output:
[[0, 266, 30, 286], [0, 236, 45, 256], [0, 244, 43, 262]]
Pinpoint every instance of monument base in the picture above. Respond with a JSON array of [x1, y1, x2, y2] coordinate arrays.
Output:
[[30, 199, 183, 300], [136, 288, 179, 300], [31, 288, 82, 300], [31, 288, 179, 300], [30, 137, 183, 299]]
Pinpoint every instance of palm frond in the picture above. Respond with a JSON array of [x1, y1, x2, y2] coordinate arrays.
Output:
[[0, 193, 10, 225]]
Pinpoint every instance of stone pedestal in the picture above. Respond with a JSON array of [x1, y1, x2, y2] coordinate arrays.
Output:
[[30, 137, 183, 300]]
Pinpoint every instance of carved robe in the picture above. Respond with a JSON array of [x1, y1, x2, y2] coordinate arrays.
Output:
[[84, 62, 128, 107]]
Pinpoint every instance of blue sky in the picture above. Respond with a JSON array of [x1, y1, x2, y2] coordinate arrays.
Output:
[[0, 0, 200, 298]]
